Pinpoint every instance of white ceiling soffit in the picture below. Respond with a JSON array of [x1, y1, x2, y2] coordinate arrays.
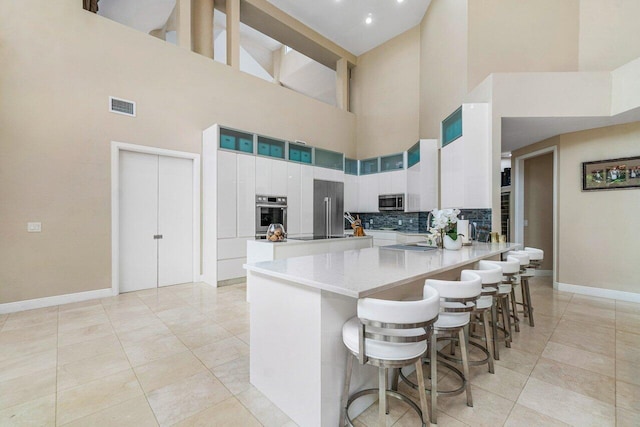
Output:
[[265, 0, 432, 56], [501, 107, 640, 153], [98, 0, 176, 34]]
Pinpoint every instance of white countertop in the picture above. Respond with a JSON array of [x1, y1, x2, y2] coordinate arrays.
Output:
[[345, 229, 431, 236], [244, 242, 520, 298], [252, 236, 372, 246]]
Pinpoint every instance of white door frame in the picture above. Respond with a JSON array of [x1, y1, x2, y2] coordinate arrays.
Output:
[[111, 141, 201, 296], [513, 145, 558, 284]]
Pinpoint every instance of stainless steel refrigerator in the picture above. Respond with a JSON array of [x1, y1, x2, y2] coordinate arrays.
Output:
[[313, 179, 344, 238]]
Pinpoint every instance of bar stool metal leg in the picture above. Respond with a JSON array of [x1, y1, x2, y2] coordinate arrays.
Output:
[[510, 285, 520, 332], [501, 294, 512, 348], [341, 354, 353, 427], [522, 275, 535, 326], [491, 301, 500, 360], [430, 329, 437, 424], [460, 325, 473, 407], [482, 310, 495, 373], [415, 360, 428, 427], [379, 368, 386, 425]]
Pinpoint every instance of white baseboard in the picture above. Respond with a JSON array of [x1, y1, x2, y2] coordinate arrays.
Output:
[[0, 288, 115, 314], [535, 269, 552, 277], [555, 282, 640, 303]]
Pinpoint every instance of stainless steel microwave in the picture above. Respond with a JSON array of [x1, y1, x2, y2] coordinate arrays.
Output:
[[378, 194, 404, 211]]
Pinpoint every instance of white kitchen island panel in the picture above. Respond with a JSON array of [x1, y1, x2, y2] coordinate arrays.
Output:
[[245, 242, 520, 427]]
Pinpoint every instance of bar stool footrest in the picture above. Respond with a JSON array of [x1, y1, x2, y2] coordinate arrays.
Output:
[[344, 388, 427, 427]]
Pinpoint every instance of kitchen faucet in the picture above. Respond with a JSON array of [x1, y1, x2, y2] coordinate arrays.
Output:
[[426, 211, 433, 233]]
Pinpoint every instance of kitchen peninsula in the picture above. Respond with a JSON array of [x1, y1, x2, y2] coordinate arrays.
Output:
[[244, 242, 520, 427]]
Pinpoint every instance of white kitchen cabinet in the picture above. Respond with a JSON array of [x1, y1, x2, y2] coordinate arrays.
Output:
[[441, 104, 490, 209], [217, 237, 252, 260], [287, 162, 301, 235], [406, 139, 438, 212], [378, 169, 407, 197], [217, 150, 237, 239], [256, 156, 288, 196], [237, 154, 256, 237], [391, 169, 407, 195], [217, 259, 247, 281], [255, 156, 271, 195], [344, 174, 358, 213], [300, 165, 314, 234], [314, 166, 344, 183], [357, 174, 379, 213], [271, 158, 289, 196]]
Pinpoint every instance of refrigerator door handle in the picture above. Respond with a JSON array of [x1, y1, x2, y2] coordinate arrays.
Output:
[[324, 197, 329, 237], [328, 197, 332, 237]]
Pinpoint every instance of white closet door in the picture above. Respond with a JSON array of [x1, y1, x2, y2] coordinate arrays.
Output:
[[158, 155, 194, 287], [119, 151, 159, 292]]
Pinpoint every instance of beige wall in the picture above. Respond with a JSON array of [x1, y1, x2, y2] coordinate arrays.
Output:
[[0, 0, 355, 304], [579, 0, 640, 71], [467, 0, 580, 90], [558, 122, 640, 293], [514, 123, 640, 294], [418, 0, 468, 139], [524, 153, 554, 270], [351, 26, 421, 159]]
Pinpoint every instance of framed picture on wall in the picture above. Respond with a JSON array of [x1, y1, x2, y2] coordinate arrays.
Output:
[[582, 156, 640, 191]]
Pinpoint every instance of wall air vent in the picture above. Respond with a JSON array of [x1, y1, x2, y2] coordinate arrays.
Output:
[[109, 96, 136, 117]]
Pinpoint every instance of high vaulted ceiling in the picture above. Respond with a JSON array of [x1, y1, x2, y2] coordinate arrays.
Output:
[[99, 0, 432, 56], [264, 0, 432, 56]]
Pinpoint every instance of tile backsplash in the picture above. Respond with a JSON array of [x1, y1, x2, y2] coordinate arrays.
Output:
[[346, 208, 492, 242]]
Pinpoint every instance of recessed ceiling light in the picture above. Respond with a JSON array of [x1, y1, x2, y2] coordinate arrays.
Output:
[[365, 14, 372, 24], [397, 0, 405, 3]]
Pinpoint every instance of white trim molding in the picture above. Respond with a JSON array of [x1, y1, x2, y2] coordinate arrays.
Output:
[[555, 282, 640, 303], [0, 288, 114, 314], [111, 141, 201, 296]]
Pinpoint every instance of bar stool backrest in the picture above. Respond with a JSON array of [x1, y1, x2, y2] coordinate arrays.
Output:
[[356, 288, 440, 364], [467, 261, 502, 296], [524, 247, 544, 262], [490, 258, 520, 275], [506, 251, 530, 267], [425, 272, 482, 312]]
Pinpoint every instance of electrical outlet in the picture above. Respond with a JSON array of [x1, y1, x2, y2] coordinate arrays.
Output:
[[27, 222, 42, 232], [409, 219, 413, 224], [370, 219, 373, 224], [398, 220, 402, 225]]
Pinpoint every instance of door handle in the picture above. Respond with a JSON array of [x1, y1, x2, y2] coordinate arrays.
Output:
[[153, 235, 163, 239]]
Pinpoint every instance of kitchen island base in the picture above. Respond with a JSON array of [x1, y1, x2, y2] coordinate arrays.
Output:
[[246, 243, 519, 427]]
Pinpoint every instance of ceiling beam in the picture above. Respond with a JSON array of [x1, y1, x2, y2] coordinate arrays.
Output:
[[215, 0, 357, 70]]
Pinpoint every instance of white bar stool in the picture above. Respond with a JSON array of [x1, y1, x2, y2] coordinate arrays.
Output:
[[506, 250, 534, 327], [457, 261, 502, 373], [485, 257, 520, 358], [340, 287, 440, 427], [524, 247, 544, 270], [399, 271, 482, 424]]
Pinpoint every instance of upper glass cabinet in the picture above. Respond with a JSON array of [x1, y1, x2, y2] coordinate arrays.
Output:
[[407, 142, 420, 168], [314, 148, 344, 170], [257, 136, 286, 159], [219, 127, 254, 153], [289, 143, 313, 164], [344, 158, 358, 175], [380, 153, 404, 172]]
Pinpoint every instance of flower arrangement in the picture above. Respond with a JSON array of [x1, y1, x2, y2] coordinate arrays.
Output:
[[429, 208, 463, 241]]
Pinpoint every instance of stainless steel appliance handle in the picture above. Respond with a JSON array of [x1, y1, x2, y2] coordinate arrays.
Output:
[[324, 197, 329, 237], [328, 197, 332, 237], [256, 204, 287, 208]]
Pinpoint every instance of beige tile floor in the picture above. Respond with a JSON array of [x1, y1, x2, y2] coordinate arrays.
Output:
[[0, 276, 638, 426]]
